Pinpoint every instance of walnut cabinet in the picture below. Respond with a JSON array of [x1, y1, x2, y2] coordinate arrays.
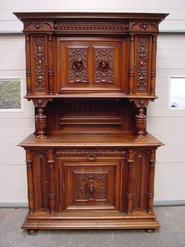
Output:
[[14, 12, 168, 233]]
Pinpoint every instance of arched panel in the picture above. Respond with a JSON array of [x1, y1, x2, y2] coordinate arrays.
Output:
[[133, 151, 149, 210]]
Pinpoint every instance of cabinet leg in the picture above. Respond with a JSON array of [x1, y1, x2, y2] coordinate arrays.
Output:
[[144, 229, 155, 233], [27, 229, 38, 235]]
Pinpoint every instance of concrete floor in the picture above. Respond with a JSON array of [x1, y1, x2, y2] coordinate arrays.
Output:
[[0, 206, 185, 247]]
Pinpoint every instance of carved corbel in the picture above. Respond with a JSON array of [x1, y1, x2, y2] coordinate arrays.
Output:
[[131, 99, 149, 138], [32, 99, 52, 138]]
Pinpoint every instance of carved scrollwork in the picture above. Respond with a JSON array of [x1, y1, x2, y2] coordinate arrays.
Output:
[[75, 173, 108, 201], [95, 48, 114, 83], [69, 48, 88, 83]]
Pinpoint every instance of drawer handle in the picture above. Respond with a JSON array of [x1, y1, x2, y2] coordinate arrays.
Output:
[[87, 153, 96, 161], [97, 59, 110, 72], [72, 58, 84, 72]]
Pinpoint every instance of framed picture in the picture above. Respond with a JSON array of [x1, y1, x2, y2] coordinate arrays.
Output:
[[0, 78, 22, 111]]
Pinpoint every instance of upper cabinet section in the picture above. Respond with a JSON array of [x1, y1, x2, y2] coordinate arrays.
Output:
[[57, 40, 126, 93], [14, 12, 168, 98]]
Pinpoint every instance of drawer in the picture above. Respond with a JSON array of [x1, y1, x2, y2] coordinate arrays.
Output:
[[57, 39, 127, 93]]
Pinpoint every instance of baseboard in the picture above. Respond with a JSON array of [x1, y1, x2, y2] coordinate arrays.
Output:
[[0, 201, 185, 208]]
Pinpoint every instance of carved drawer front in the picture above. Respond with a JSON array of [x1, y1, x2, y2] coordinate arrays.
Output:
[[57, 160, 121, 210], [58, 40, 124, 92]]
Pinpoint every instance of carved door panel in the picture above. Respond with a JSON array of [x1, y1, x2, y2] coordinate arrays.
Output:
[[92, 42, 121, 88], [57, 160, 122, 211], [58, 40, 125, 92], [59, 41, 91, 89]]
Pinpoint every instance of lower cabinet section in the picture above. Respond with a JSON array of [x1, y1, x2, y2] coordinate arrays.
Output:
[[24, 147, 159, 231]]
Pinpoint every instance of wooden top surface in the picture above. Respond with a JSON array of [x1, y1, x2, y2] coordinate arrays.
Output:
[[14, 12, 168, 21], [19, 133, 163, 148]]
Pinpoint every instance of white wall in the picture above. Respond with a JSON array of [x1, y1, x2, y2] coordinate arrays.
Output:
[[0, 0, 185, 205]]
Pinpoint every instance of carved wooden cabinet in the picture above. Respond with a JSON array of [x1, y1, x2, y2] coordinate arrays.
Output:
[[14, 12, 167, 233]]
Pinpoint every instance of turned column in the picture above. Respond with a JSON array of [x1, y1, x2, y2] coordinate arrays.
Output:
[[129, 34, 135, 95], [48, 149, 56, 214], [25, 35, 32, 95], [132, 99, 149, 138], [126, 149, 135, 214], [147, 149, 156, 213], [48, 35, 55, 94], [33, 99, 51, 138], [25, 149, 35, 213]]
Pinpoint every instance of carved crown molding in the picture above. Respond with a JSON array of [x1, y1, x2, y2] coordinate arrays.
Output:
[[23, 21, 159, 34]]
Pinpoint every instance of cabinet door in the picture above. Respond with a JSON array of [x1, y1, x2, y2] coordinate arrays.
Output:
[[57, 40, 126, 93], [59, 42, 91, 87], [57, 160, 122, 211]]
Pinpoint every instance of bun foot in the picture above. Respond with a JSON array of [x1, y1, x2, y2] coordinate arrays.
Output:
[[27, 229, 38, 235], [144, 229, 155, 233]]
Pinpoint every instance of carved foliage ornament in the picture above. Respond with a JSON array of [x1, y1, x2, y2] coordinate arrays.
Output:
[[135, 37, 149, 93], [95, 48, 114, 83], [32, 36, 47, 92], [75, 173, 108, 201], [69, 48, 88, 83]]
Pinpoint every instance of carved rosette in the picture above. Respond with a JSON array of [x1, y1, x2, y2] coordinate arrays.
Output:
[[129, 22, 158, 33], [32, 36, 47, 92], [135, 37, 149, 93], [95, 48, 114, 83], [69, 48, 88, 83], [75, 173, 108, 201], [24, 22, 53, 32]]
